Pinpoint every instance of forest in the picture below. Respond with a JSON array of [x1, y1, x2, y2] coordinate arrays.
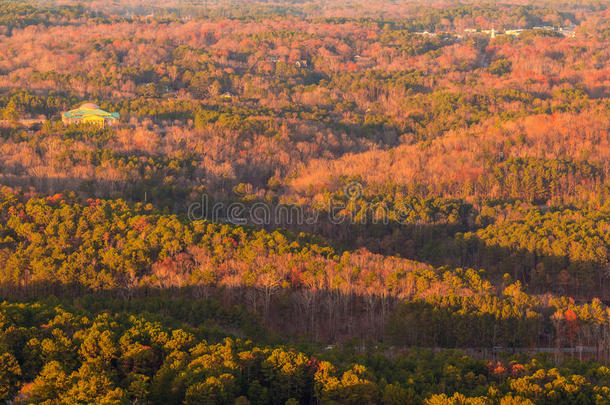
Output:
[[0, 0, 608, 403]]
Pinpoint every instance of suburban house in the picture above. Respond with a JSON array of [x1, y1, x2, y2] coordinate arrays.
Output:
[[62, 103, 119, 126]]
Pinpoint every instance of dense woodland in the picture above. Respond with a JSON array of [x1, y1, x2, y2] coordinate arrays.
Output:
[[0, 0, 608, 403]]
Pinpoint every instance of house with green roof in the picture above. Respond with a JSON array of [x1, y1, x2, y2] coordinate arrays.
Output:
[[62, 103, 119, 126]]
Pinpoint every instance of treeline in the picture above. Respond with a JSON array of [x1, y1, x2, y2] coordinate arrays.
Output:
[[388, 284, 610, 351], [0, 190, 608, 352], [455, 206, 610, 297], [0, 300, 610, 404], [285, 181, 609, 297]]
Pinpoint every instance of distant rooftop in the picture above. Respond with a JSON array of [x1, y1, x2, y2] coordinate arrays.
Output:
[[62, 103, 119, 126]]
